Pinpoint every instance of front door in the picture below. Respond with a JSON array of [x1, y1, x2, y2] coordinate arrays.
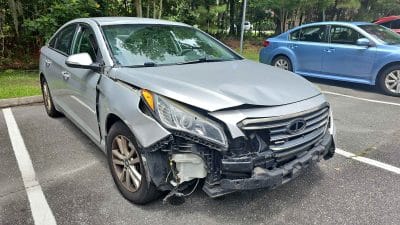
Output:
[[322, 25, 376, 80], [65, 24, 102, 141]]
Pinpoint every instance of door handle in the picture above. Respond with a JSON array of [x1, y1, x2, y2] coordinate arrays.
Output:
[[61, 71, 70, 80], [324, 48, 335, 53], [289, 44, 298, 49], [45, 59, 52, 67]]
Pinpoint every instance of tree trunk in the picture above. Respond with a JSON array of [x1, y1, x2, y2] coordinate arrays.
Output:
[[229, 0, 235, 35], [146, 1, 150, 18], [153, 0, 156, 18], [134, 0, 142, 17], [158, 0, 163, 19], [8, 0, 19, 36]]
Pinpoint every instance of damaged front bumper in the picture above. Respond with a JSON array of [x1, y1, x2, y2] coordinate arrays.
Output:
[[202, 132, 335, 198]]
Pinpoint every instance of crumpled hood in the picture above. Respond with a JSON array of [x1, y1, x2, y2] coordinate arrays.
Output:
[[112, 60, 321, 111]]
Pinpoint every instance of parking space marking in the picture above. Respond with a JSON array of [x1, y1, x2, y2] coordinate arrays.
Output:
[[3, 108, 57, 225], [322, 91, 400, 107], [336, 148, 400, 175]]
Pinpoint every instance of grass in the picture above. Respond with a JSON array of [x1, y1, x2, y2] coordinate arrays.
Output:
[[223, 39, 261, 62], [239, 47, 259, 61], [0, 70, 41, 99]]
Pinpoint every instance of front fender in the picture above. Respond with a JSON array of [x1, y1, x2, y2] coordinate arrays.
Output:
[[98, 76, 171, 151]]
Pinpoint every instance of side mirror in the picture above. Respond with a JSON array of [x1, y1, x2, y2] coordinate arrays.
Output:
[[65, 53, 101, 72], [356, 38, 372, 47]]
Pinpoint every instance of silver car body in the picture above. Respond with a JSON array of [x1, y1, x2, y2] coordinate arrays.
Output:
[[40, 17, 336, 198]]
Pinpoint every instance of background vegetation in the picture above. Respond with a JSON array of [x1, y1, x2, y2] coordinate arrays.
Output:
[[1, 0, 400, 69]]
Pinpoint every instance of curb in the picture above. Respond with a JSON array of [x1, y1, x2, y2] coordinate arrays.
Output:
[[0, 96, 43, 109]]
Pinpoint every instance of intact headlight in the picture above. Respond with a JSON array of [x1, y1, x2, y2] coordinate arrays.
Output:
[[141, 90, 228, 148]]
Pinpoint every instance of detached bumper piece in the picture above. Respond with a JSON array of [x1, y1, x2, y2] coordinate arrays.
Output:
[[203, 132, 335, 198]]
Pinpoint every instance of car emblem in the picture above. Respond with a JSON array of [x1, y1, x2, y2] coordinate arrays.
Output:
[[286, 118, 307, 134]]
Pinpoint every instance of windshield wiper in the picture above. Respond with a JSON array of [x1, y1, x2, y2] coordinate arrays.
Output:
[[124, 62, 157, 68], [176, 57, 230, 65]]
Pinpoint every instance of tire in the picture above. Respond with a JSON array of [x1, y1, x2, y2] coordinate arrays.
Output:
[[40, 77, 62, 117], [107, 121, 161, 204], [378, 65, 400, 97], [272, 56, 293, 72]]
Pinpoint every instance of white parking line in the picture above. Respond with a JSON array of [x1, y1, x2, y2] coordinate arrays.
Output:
[[336, 148, 400, 175], [322, 91, 400, 107], [3, 108, 57, 225]]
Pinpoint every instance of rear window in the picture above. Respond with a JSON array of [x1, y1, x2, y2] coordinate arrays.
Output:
[[290, 25, 327, 43], [49, 24, 77, 55]]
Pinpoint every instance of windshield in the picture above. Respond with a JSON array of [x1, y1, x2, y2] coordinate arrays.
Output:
[[102, 24, 240, 66], [358, 24, 400, 45]]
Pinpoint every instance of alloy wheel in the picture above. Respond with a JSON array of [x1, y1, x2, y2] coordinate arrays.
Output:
[[274, 59, 289, 70], [385, 70, 400, 94], [111, 135, 142, 192]]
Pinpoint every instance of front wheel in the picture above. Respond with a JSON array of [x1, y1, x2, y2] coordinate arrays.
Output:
[[107, 121, 161, 204], [378, 65, 400, 97], [272, 56, 293, 72]]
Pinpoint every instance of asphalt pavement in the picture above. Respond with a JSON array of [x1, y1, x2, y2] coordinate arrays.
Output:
[[1, 79, 400, 225]]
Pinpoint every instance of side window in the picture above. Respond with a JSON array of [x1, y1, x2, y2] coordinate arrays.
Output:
[[330, 26, 363, 45], [72, 26, 99, 62], [298, 26, 327, 42], [380, 21, 392, 29], [48, 36, 57, 48], [54, 25, 76, 55], [289, 29, 300, 41], [391, 19, 400, 29]]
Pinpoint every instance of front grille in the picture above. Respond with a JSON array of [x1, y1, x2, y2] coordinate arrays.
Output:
[[239, 104, 330, 157]]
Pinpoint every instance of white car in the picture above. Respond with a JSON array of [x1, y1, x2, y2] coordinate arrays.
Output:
[[244, 21, 253, 31]]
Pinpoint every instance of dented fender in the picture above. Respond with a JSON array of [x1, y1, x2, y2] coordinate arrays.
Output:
[[97, 75, 171, 151]]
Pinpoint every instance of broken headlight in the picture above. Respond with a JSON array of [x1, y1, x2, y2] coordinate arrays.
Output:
[[141, 90, 228, 148]]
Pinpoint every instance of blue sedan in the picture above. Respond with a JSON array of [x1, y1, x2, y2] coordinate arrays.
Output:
[[259, 22, 400, 96]]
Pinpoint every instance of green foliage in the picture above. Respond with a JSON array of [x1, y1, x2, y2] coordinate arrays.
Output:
[[23, 0, 100, 41], [1, 0, 400, 69]]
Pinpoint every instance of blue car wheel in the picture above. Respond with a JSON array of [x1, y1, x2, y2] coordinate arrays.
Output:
[[378, 64, 400, 96], [272, 56, 293, 72]]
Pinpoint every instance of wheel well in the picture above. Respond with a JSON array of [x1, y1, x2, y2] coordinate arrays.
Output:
[[377, 61, 400, 81], [272, 54, 290, 63], [105, 113, 123, 134]]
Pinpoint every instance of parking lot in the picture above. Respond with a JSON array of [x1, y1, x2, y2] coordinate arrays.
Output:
[[1, 78, 400, 225]]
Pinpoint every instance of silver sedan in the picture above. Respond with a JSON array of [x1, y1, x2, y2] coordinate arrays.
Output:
[[39, 17, 336, 204]]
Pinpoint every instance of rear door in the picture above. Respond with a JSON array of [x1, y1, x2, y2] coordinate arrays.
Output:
[[322, 25, 376, 80], [289, 25, 329, 74], [46, 24, 78, 110], [65, 24, 102, 141]]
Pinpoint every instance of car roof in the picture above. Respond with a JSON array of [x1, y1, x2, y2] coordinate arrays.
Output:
[[298, 21, 373, 27], [286, 21, 374, 32], [69, 17, 190, 27], [374, 16, 400, 23]]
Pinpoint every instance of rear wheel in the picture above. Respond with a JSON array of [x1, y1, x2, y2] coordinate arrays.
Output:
[[40, 77, 62, 117], [272, 56, 293, 72], [378, 65, 400, 97], [107, 121, 161, 204]]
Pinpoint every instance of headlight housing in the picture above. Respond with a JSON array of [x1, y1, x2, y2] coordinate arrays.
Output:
[[141, 90, 228, 148]]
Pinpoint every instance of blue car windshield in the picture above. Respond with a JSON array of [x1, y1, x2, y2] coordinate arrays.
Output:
[[359, 24, 400, 45], [102, 24, 240, 67]]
